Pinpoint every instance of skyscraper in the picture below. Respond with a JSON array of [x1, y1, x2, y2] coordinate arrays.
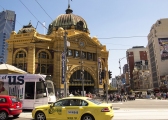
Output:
[[0, 10, 16, 63]]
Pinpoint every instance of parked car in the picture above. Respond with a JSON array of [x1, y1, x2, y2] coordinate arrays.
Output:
[[0, 95, 22, 120], [32, 96, 114, 120]]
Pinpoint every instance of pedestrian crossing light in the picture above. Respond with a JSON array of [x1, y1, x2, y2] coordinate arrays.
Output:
[[108, 70, 112, 79]]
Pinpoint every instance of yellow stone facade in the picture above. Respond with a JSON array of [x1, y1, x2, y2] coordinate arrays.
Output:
[[6, 7, 109, 94]]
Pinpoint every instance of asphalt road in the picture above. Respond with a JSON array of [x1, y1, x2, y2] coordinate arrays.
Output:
[[112, 99, 168, 109], [112, 99, 168, 120], [10, 99, 168, 120]]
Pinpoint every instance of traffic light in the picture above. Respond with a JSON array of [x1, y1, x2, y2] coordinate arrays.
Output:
[[108, 70, 112, 79], [101, 71, 105, 79]]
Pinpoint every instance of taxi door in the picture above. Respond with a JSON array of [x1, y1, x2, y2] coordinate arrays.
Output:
[[66, 106, 83, 120], [48, 100, 67, 120], [66, 99, 84, 120]]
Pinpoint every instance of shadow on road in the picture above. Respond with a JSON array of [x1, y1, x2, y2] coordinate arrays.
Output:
[[8, 110, 33, 120], [22, 109, 33, 112], [8, 117, 32, 120]]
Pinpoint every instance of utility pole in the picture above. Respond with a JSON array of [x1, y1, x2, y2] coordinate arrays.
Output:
[[80, 48, 84, 96], [63, 31, 68, 97], [105, 67, 108, 103], [118, 57, 126, 94], [106, 77, 108, 103]]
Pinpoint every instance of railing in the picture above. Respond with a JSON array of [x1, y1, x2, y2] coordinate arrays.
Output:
[[69, 82, 94, 86]]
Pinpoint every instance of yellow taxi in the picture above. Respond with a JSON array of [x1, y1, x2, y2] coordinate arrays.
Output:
[[32, 96, 114, 120]]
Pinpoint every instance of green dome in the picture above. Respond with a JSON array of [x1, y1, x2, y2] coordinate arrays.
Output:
[[47, 7, 89, 34]]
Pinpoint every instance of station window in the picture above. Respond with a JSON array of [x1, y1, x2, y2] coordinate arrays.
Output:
[[81, 51, 86, 59], [16, 51, 26, 58], [87, 52, 92, 60], [39, 52, 49, 59], [75, 50, 79, 57], [68, 49, 73, 56]]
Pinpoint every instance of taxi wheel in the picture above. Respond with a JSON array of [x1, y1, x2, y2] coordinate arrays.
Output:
[[81, 114, 95, 120], [0, 111, 8, 120], [35, 111, 46, 120]]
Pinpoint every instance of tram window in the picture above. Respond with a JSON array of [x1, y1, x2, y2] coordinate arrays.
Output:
[[25, 82, 35, 99], [36, 82, 47, 99], [47, 82, 54, 95]]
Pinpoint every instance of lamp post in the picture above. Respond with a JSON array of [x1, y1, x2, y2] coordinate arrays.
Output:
[[63, 31, 68, 97], [118, 57, 126, 93], [80, 48, 85, 96], [119, 57, 126, 75], [104, 67, 108, 103]]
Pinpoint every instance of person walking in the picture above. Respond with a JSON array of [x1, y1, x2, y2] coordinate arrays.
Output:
[[0, 80, 8, 95]]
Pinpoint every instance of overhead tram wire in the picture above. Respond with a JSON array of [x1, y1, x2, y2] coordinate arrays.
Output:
[[98, 36, 147, 39], [34, 0, 53, 21], [19, 0, 48, 30], [0, 5, 5, 10]]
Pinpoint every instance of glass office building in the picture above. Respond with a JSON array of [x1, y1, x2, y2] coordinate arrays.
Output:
[[0, 10, 16, 63]]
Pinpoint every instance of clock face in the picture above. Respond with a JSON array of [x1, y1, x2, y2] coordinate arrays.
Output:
[[79, 41, 84, 47]]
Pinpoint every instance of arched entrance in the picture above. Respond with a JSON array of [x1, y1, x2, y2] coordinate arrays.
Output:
[[69, 70, 95, 95]]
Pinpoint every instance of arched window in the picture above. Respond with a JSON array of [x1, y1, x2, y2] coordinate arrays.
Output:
[[41, 65, 46, 74], [37, 51, 50, 74], [16, 51, 26, 58], [15, 50, 27, 71], [70, 70, 94, 83], [38, 51, 49, 59], [18, 63, 25, 70]]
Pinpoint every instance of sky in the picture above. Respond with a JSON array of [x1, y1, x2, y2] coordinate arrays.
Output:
[[1, 0, 168, 78]]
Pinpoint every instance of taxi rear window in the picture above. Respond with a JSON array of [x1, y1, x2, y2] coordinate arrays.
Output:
[[87, 99, 102, 105]]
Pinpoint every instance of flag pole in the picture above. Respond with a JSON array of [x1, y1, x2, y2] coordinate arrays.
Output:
[[43, 21, 45, 34]]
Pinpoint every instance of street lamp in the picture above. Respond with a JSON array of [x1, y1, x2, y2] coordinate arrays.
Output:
[[119, 57, 126, 75], [79, 47, 85, 96], [118, 57, 127, 93], [63, 31, 68, 97]]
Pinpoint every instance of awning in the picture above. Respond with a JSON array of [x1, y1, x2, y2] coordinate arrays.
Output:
[[0, 64, 27, 74]]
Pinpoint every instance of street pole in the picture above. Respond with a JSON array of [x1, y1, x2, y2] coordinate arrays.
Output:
[[119, 60, 121, 75], [118, 57, 126, 94], [105, 67, 108, 103], [80, 48, 84, 96], [64, 31, 68, 97], [106, 73, 108, 103]]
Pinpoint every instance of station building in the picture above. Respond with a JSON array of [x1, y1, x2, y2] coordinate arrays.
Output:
[[6, 6, 109, 94]]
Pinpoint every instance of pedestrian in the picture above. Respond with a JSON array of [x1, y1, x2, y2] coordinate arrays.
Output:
[[121, 95, 123, 102], [0, 80, 8, 95]]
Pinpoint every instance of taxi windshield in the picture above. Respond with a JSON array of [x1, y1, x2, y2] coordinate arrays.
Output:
[[87, 98, 102, 105]]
